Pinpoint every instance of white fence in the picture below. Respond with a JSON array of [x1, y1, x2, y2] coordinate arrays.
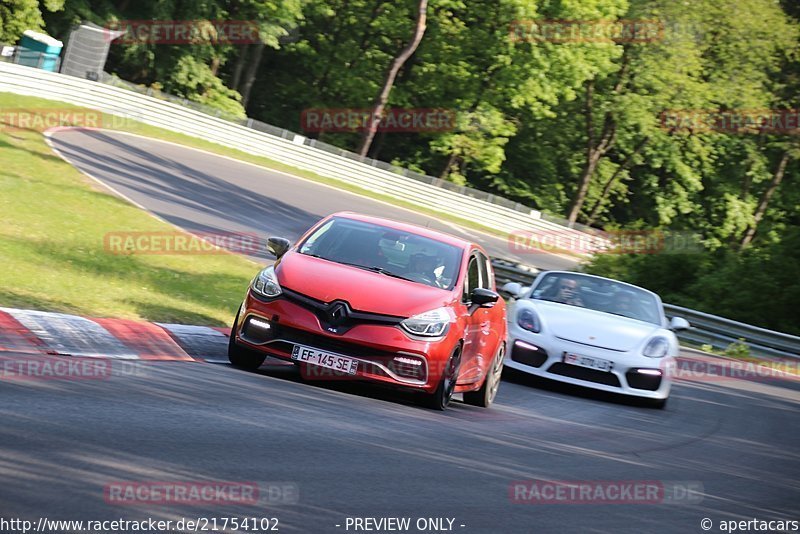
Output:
[[0, 61, 597, 243]]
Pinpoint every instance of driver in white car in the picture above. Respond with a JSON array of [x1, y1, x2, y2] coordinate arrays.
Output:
[[554, 277, 585, 307]]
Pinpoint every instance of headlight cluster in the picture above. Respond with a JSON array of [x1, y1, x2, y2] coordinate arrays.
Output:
[[400, 307, 451, 338], [643, 336, 669, 358], [251, 266, 282, 298], [517, 308, 541, 333]]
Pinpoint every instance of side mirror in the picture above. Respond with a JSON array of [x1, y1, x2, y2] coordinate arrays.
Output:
[[669, 316, 690, 331], [267, 236, 291, 259], [500, 282, 523, 299], [471, 287, 499, 307]]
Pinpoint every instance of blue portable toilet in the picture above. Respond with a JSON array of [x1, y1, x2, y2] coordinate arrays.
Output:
[[17, 30, 63, 71]]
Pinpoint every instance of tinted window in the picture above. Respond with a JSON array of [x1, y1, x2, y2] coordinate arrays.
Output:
[[463, 256, 480, 301], [299, 217, 462, 289], [476, 252, 492, 289], [530, 272, 662, 325]]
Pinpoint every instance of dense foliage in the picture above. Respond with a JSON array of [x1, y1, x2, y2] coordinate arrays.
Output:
[[8, 0, 799, 332]]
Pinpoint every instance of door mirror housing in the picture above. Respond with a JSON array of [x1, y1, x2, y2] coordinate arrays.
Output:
[[471, 287, 499, 308], [267, 237, 291, 259], [669, 316, 690, 331], [500, 282, 523, 299]]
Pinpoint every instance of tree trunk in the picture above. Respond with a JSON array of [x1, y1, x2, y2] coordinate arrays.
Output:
[[439, 152, 459, 179], [369, 129, 388, 159], [240, 41, 265, 109], [566, 51, 630, 227], [566, 80, 617, 227], [357, 0, 428, 157], [231, 45, 249, 91], [740, 151, 791, 248], [585, 136, 650, 226]]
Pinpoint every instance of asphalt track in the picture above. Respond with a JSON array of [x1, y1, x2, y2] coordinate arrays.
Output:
[[0, 129, 797, 533], [47, 129, 576, 270]]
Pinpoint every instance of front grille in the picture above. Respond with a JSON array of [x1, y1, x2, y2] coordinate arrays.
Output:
[[625, 370, 662, 391], [281, 288, 403, 335], [547, 362, 621, 387], [510, 341, 548, 368]]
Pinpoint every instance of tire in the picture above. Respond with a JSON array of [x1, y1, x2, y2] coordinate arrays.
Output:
[[423, 346, 462, 411], [649, 397, 668, 410], [463, 343, 505, 408], [228, 309, 266, 370]]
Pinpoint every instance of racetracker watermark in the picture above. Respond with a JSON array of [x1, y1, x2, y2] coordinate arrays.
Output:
[[104, 481, 299, 506], [507, 229, 702, 255], [104, 20, 263, 45], [510, 19, 665, 43], [0, 109, 138, 132], [661, 109, 800, 135], [300, 108, 456, 133], [104, 231, 262, 256], [0, 356, 145, 381], [668, 358, 800, 383], [509, 480, 703, 505]]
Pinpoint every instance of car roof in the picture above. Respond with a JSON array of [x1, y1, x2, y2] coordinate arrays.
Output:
[[329, 212, 474, 250]]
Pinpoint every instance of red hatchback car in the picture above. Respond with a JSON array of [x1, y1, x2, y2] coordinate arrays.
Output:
[[228, 212, 507, 409]]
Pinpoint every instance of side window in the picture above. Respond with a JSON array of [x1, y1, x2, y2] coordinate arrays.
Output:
[[476, 252, 492, 289], [463, 256, 480, 302]]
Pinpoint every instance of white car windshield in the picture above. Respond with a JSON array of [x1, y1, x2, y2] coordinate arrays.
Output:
[[529, 272, 662, 325]]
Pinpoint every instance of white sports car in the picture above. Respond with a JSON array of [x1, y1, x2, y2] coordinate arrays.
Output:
[[502, 271, 689, 408]]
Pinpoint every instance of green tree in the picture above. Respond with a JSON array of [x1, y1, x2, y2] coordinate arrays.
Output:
[[1, 0, 64, 43]]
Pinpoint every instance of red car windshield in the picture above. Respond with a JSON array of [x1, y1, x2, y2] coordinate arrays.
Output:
[[298, 217, 462, 290]]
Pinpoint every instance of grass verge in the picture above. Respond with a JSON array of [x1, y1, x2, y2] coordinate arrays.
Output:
[[0, 93, 259, 326], [0, 91, 571, 325]]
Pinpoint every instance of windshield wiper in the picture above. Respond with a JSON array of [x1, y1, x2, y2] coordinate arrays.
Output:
[[310, 258, 420, 283], [361, 265, 419, 283]]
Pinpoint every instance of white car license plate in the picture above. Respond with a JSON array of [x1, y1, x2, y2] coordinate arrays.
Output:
[[291, 344, 358, 375], [563, 353, 612, 372]]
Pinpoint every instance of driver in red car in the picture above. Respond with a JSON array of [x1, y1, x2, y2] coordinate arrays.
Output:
[[406, 252, 440, 285]]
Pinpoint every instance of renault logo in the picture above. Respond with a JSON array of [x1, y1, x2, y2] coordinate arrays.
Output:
[[326, 302, 349, 326]]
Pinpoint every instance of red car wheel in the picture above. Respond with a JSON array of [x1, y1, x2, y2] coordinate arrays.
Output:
[[424, 345, 462, 411]]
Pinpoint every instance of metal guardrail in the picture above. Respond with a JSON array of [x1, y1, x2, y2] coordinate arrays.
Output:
[[98, 72, 585, 223], [0, 61, 602, 244], [490, 259, 800, 360], [492, 259, 539, 288], [661, 304, 800, 360]]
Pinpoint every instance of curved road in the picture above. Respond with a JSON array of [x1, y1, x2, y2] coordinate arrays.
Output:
[[0, 129, 796, 533], [47, 129, 576, 269]]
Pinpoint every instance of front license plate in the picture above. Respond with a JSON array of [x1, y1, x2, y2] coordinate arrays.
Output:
[[563, 353, 612, 372], [291, 344, 359, 375]]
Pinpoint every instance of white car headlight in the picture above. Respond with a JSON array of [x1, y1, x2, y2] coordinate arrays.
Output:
[[400, 307, 451, 338], [251, 266, 282, 298], [517, 308, 541, 333], [643, 336, 670, 358]]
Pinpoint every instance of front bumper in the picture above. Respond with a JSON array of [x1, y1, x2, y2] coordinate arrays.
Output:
[[233, 290, 456, 394], [504, 322, 673, 400]]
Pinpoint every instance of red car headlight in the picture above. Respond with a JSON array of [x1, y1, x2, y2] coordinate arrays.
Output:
[[400, 307, 451, 338], [251, 266, 282, 298]]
